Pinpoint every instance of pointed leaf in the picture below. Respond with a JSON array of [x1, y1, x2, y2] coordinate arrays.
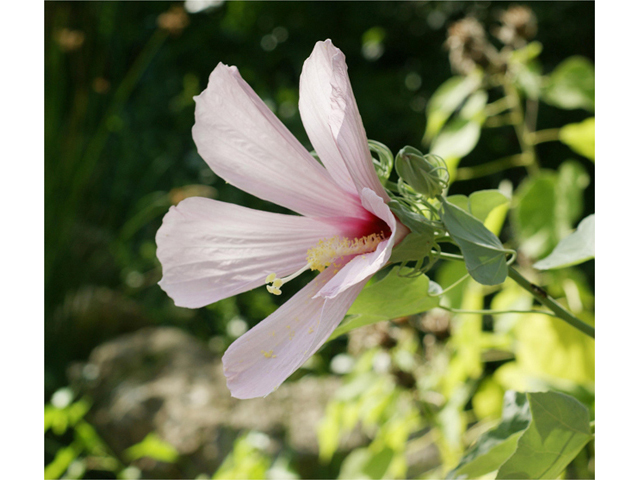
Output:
[[559, 117, 595, 161], [543, 56, 595, 111], [441, 199, 510, 285], [534, 215, 594, 270], [497, 391, 593, 479], [447, 391, 531, 479], [425, 73, 481, 141]]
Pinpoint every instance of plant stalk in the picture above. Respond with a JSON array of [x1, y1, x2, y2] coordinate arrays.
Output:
[[436, 251, 595, 338], [507, 267, 595, 338]]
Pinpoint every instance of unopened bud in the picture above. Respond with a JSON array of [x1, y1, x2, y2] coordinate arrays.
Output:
[[395, 146, 449, 198]]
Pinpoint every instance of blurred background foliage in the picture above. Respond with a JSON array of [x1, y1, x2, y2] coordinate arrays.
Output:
[[45, 1, 594, 479]]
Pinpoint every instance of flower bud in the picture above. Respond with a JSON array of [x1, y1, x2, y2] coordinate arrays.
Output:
[[395, 146, 449, 198]]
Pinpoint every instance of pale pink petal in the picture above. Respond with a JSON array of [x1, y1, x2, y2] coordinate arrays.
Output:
[[299, 42, 358, 195], [299, 40, 389, 201], [156, 197, 369, 308], [192, 63, 367, 219], [222, 267, 370, 399], [315, 188, 405, 299]]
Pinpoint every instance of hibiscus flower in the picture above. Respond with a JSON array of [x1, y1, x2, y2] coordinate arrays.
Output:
[[156, 40, 408, 399]]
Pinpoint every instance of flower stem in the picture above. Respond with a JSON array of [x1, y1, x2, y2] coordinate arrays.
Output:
[[531, 128, 561, 144], [455, 154, 531, 180], [435, 251, 596, 338], [507, 267, 595, 338], [440, 305, 557, 317]]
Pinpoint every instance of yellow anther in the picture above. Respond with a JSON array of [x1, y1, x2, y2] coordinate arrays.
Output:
[[306, 233, 384, 272], [265, 273, 277, 284], [266, 285, 282, 295]]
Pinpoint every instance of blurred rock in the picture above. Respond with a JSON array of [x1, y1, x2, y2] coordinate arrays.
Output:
[[69, 327, 363, 478]]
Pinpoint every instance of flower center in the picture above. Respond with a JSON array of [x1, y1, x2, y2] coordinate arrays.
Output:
[[265, 233, 385, 295], [306, 233, 385, 272]]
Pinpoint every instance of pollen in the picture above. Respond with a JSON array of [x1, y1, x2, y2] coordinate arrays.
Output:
[[261, 349, 276, 359], [306, 233, 384, 272]]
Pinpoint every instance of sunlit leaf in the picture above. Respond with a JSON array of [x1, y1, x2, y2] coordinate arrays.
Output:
[[511, 161, 589, 258], [124, 432, 179, 463], [45, 443, 83, 480], [441, 199, 510, 285], [388, 232, 435, 264], [556, 160, 590, 228], [460, 90, 488, 122], [511, 41, 543, 63], [447, 190, 510, 227], [447, 391, 530, 479], [424, 73, 482, 141], [559, 117, 595, 161], [534, 214, 595, 270], [330, 267, 440, 340], [430, 118, 482, 175], [515, 312, 595, 385], [496, 391, 593, 479], [338, 447, 395, 480], [318, 402, 343, 463], [213, 433, 271, 480], [472, 377, 506, 421], [543, 56, 595, 111]]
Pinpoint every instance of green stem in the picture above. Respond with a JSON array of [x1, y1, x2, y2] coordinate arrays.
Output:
[[455, 154, 531, 181], [503, 81, 539, 175], [485, 96, 515, 116], [507, 267, 595, 338], [531, 128, 561, 144], [435, 251, 595, 338], [441, 305, 557, 317]]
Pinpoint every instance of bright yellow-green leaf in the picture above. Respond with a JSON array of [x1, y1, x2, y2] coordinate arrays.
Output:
[[473, 377, 506, 420], [425, 73, 481, 141], [515, 312, 595, 385], [559, 117, 595, 161], [124, 432, 179, 463]]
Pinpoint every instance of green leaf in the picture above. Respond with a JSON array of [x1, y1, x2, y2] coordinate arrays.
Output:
[[338, 447, 395, 480], [388, 199, 435, 235], [388, 232, 435, 264], [430, 118, 482, 166], [425, 73, 481, 141], [45, 443, 82, 480], [124, 432, 179, 463], [556, 160, 590, 227], [534, 214, 594, 270], [559, 117, 595, 161], [511, 41, 543, 63], [329, 267, 440, 340], [445, 190, 510, 235], [543, 56, 595, 111], [447, 391, 531, 479], [497, 392, 593, 479], [441, 198, 511, 285], [511, 161, 589, 258], [514, 311, 595, 385], [449, 391, 593, 480], [460, 90, 488, 122]]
